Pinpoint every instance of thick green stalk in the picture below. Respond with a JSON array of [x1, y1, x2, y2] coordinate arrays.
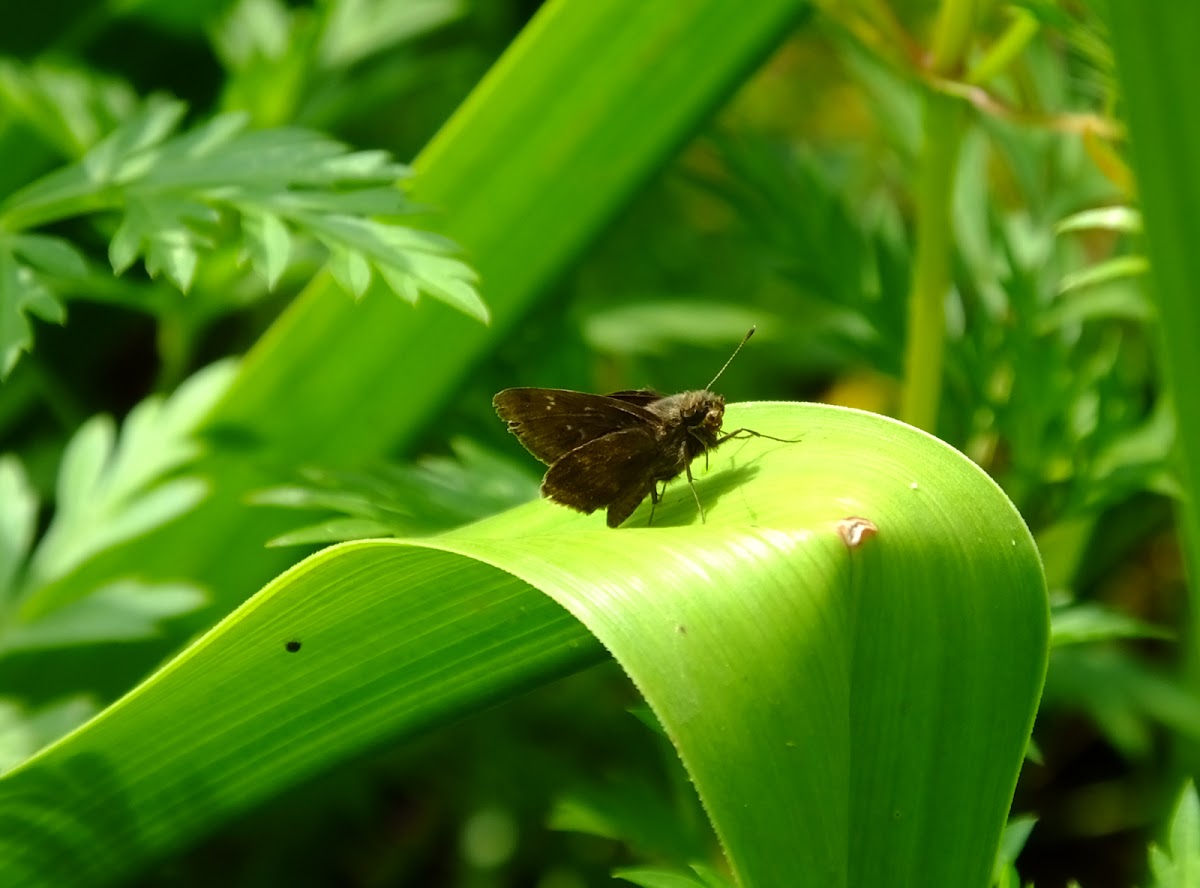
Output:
[[899, 0, 982, 431], [900, 91, 965, 431], [1103, 1, 1200, 713]]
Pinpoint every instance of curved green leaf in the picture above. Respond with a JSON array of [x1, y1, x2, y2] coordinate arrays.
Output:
[[0, 403, 1047, 887]]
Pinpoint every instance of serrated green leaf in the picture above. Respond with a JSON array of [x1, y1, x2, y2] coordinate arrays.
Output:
[[211, 0, 292, 68], [107, 214, 140, 274], [266, 185, 412, 216], [22, 361, 238, 603], [1151, 847, 1174, 885], [112, 196, 216, 291], [686, 863, 735, 888], [0, 248, 65, 378], [993, 814, 1038, 883], [20, 287, 64, 326], [1168, 781, 1200, 878], [0, 457, 37, 606], [1026, 736, 1044, 766], [991, 863, 1021, 888], [317, 0, 464, 67], [83, 96, 186, 184], [0, 581, 207, 655], [140, 122, 405, 189], [0, 697, 96, 777], [1, 99, 481, 323], [158, 113, 248, 170], [1057, 255, 1150, 296], [240, 209, 292, 288], [549, 777, 708, 862], [312, 147, 409, 182], [298, 212, 485, 318], [0, 60, 139, 158], [1051, 603, 1173, 647], [10, 234, 88, 278], [1149, 781, 1200, 888], [52, 415, 116, 524], [326, 245, 371, 298], [613, 868, 714, 888], [1056, 205, 1142, 235], [145, 234, 200, 293], [264, 517, 396, 547], [375, 261, 420, 305]]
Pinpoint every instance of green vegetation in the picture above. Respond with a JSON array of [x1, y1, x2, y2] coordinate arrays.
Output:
[[0, 1, 1194, 886]]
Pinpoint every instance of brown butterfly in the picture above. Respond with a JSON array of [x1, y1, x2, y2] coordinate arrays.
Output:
[[493, 328, 797, 527]]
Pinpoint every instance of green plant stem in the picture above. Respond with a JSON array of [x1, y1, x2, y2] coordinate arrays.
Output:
[[0, 186, 122, 233], [967, 7, 1039, 86], [929, 0, 986, 76], [900, 0, 982, 432], [900, 90, 965, 432], [1104, 0, 1200, 742]]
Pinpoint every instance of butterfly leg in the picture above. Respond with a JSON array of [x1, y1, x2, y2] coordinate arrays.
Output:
[[716, 428, 802, 446], [684, 461, 705, 523]]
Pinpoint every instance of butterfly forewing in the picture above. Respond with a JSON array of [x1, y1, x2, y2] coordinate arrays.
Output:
[[493, 388, 659, 465], [604, 389, 664, 408]]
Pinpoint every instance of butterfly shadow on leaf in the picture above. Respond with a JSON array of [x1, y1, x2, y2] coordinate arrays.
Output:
[[636, 462, 762, 528]]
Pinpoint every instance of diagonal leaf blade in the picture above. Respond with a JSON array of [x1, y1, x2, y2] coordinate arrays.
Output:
[[0, 403, 1046, 887]]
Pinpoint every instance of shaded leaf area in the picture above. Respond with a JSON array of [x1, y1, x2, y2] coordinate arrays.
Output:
[[1041, 647, 1200, 761], [696, 122, 1164, 530], [250, 437, 539, 545], [614, 863, 734, 888], [1050, 602, 1173, 648], [0, 403, 1047, 887], [1148, 781, 1200, 888], [0, 697, 97, 776], [0, 361, 236, 666], [992, 815, 1038, 887]]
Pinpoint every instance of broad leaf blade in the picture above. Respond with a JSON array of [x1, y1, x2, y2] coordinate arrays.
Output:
[[0, 403, 1047, 887]]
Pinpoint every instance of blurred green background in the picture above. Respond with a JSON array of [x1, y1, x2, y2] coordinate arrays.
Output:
[[0, 0, 1192, 886]]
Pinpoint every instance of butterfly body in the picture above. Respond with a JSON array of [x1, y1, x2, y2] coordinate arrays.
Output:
[[493, 387, 729, 527]]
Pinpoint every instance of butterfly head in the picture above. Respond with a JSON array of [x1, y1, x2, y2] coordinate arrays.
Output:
[[670, 389, 725, 445]]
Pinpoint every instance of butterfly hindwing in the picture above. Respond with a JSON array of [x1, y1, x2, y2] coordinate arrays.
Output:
[[540, 426, 660, 526]]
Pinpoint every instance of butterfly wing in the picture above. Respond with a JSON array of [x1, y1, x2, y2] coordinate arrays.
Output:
[[604, 388, 664, 408], [540, 426, 660, 526], [493, 388, 659, 465]]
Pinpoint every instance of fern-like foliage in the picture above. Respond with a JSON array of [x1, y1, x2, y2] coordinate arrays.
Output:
[[0, 94, 484, 377], [251, 437, 538, 544], [0, 360, 236, 658], [0, 696, 97, 776], [1148, 781, 1200, 888]]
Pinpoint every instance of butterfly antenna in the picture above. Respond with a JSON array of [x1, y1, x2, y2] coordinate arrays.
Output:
[[705, 326, 756, 390]]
